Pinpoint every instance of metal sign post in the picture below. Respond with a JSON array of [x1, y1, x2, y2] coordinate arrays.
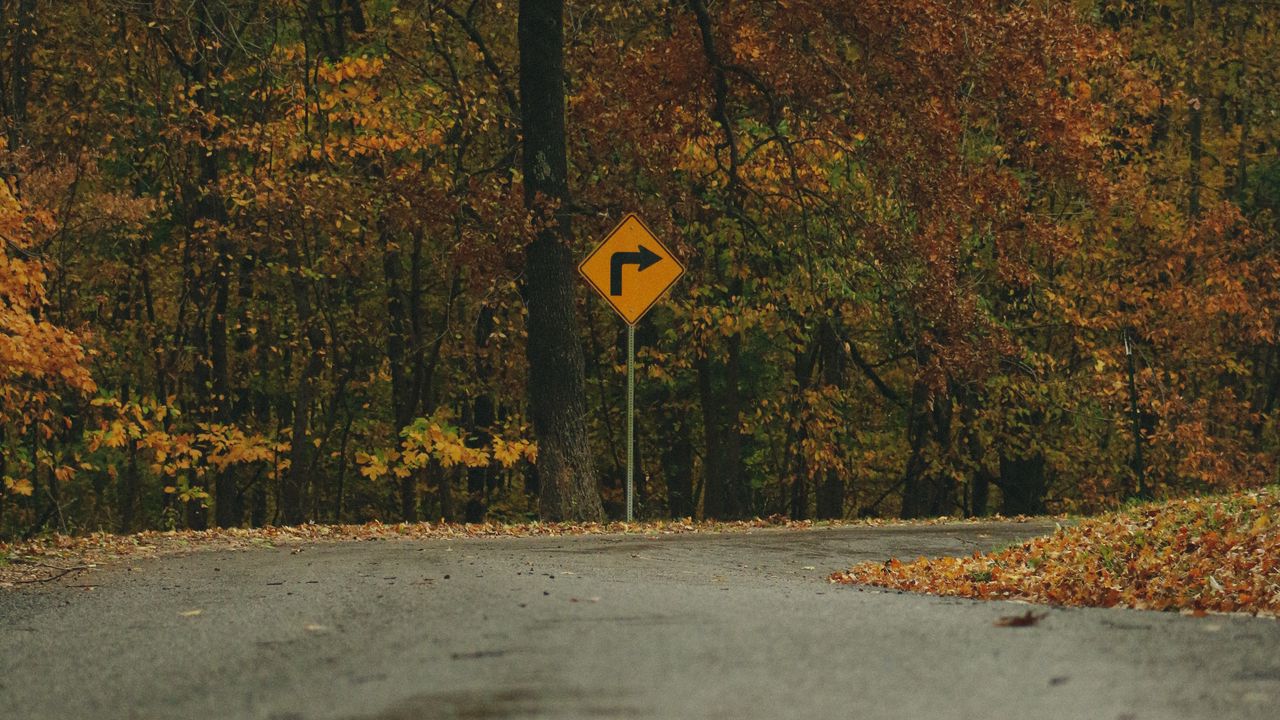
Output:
[[626, 324, 635, 522], [578, 214, 685, 522]]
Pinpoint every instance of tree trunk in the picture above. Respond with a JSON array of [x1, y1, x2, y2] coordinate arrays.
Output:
[[900, 380, 955, 518], [787, 329, 818, 521], [281, 238, 325, 526], [118, 439, 140, 532], [815, 318, 846, 519], [434, 460, 455, 522], [698, 347, 749, 520], [1229, 8, 1254, 203], [465, 402, 492, 523], [1185, 0, 1203, 218], [959, 389, 990, 517], [998, 454, 1047, 516], [210, 235, 235, 527], [1, 0, 36, 148], [382, 223, 418, 521], [789, 474, 809, 521], [518, 0, 603, 522], [466, 305, 496, 523], [971, 468, 992, 517], [662, 411, 695, 518]]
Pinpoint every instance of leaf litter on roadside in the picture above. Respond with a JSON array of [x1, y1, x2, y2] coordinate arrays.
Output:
[[830, 489, 1280, 617], [2, 514, 1017, 587]]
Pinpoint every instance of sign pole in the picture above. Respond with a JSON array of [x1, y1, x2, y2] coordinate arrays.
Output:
[[626, 323, 635, 523], [578, 213, 684, 523]]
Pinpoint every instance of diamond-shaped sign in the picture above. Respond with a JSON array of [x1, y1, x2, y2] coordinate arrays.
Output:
[[579, 214, 685, 325]]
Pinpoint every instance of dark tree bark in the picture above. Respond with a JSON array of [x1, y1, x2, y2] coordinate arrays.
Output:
[[900, 380, 956, 519], [0, 0, 36, 148], [815, 318, 847, 519], [117, 436, 140, 532], [786, 327, 819, 520], [305, 0, 364, 62], [382, 223, 418, 521], [961, 401, 991, 517], [281, 237, 325, 526], [991, 400, 1050, 515], [698, 345, 750, 519], [434, 461, 455, 522], [662, 412, 695, 518], [1185, 0, 1203, 218], [899, 393, 931, 519], [518, 0, 603, 522], [998, 453, 1047, 516], [1228, 9, 1254, 203], [466, 305, 496, 523], [686, 0, 751, 520], [210, 250, 238, 526], [971, 467, 992, 517]]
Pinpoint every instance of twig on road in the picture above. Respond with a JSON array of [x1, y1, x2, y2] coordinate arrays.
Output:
[[11, 559, 93, 584]]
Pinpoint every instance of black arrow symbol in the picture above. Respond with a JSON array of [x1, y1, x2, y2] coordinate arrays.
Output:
[[610, 245, 662, 296]]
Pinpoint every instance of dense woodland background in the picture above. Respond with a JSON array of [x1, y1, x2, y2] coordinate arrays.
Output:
[[1, 0, 1278, 538]]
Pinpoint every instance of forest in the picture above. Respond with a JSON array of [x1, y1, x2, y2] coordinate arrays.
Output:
[[1, 0, 1277, 539]]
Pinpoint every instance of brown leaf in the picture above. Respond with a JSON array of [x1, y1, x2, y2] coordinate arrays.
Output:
[[994, 610, 1047, 627]]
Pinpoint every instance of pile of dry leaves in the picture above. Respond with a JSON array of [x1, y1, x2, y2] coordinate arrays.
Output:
[[831, 489, 1280, 616]]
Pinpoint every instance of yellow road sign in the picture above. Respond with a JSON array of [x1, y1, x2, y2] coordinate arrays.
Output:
[[579, 214, 685, 325]]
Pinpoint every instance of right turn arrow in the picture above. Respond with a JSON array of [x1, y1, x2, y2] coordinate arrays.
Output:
[[609, 245, 662, 296]]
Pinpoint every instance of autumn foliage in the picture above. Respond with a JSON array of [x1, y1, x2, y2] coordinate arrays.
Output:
[[0, 1, 1277, 537], [832, 488, 1280, 616], [0, 144, 96, 499]]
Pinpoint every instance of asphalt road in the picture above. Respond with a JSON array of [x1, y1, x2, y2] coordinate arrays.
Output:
[[3, 520, 1279, 720]]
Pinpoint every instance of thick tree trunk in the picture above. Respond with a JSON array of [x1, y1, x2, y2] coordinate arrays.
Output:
[[698, 345, 749, 519], [998, 454, 1047, 516], [1, 0, 36, 148], [186, 303, 211, 531], [465, 399, 492, 523], [971, 468, 992, 517], [518, 0, 603, 522], [281, 238, 324, 526], [787, 330, 817, 521], [900, 381, 955, 518], [210, 237, 235, 527], [382, 223, 418, 521], [434, 461, 455, 522], [719, 341, 750, 518], [815, 319, 846, 519], [662, 411, 695, 518], [466, 306, 496, 523], [4, 0, 36, 139], [959, 390, 990, 517]]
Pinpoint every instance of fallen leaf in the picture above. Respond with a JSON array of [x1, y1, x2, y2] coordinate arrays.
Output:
[[994, 610, 1046, 627], [831, 490, 1280, 616]]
